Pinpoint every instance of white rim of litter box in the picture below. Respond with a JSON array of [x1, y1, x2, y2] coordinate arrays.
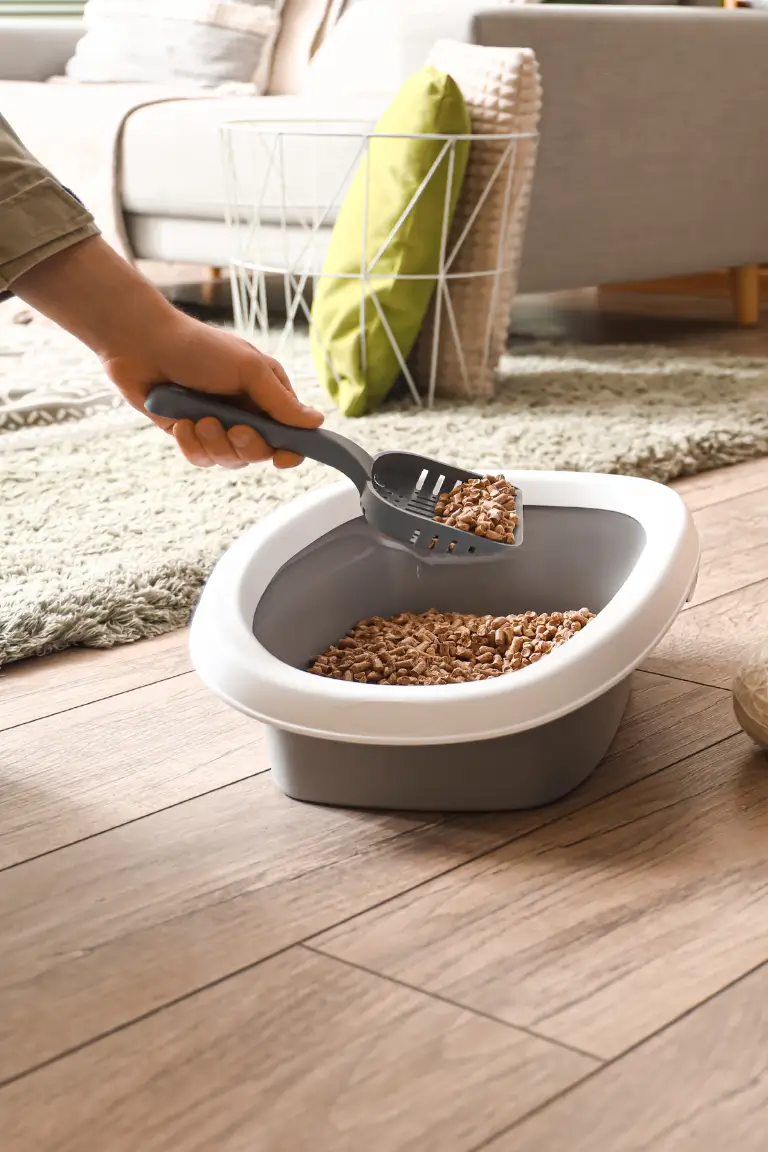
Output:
[[190, 471, 700, 745]]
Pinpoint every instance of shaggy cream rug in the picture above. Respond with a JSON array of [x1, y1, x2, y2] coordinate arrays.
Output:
[[3, 311, 768, 666]]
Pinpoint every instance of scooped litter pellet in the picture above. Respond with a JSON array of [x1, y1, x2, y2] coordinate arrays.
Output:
[[308, 608, 595, 686], [433, 475, 519, 544]]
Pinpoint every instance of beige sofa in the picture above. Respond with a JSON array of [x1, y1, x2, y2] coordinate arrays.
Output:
[[3, 2, 768, 320]]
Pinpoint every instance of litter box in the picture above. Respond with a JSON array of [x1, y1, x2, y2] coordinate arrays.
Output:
[[190, 470, 699, 811]]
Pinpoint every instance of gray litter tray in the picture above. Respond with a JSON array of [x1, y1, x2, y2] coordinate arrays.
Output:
[[190, 472, 699, 811]]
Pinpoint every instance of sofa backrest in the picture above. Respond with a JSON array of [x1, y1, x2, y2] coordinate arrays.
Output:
[[0, 18, 84, 82]]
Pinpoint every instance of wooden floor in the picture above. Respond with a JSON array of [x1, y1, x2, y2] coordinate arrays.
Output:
[[3, 290, 768, 1151]]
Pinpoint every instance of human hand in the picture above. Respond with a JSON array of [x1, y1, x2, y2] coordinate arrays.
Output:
[[12, 236, 324, 470], [103, 311, 323, 470]]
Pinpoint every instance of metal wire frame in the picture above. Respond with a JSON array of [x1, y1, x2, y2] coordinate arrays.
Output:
[[221, 121, 538, 408]]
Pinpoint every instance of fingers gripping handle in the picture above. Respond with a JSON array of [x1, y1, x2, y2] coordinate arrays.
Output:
[[145, 384, 373, 494]]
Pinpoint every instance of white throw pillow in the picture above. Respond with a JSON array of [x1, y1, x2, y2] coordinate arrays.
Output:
[[300, 0, 540, 99], [66, 0, 285, 90], [299, 0, 415, 98], [267, 0, 346, 95]]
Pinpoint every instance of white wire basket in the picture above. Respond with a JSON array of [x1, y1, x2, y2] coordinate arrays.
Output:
[[220, 120, 537, 407]]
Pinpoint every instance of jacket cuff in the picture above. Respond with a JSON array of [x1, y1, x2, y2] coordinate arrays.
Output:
[[0, 176, 99, 290]]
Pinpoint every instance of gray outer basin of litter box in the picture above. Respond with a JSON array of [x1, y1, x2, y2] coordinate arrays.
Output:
[[253, 505, 646, 811], [266, 677, 631, 810]]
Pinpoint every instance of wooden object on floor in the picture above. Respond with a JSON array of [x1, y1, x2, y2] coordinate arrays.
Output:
[[730, 264, 760, 327], [201, 265, 223, 307], [602, 265, 765, 326], [3, 294, 768, 1148]]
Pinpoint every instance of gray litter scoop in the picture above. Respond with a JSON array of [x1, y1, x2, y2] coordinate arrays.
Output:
[[145, 384, 523, 556]]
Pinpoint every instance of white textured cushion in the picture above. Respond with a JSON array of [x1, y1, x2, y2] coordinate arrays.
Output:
[[66, 0, 285, 90], [414, 41, 541, 400]]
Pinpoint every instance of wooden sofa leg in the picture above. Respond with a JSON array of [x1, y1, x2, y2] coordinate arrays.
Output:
[[201, 266, 223, 307], [730, 265, 760, 327]]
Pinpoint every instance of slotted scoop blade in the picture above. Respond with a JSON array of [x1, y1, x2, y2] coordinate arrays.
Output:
[[365, 451, 523, 555], [145, 385, 523, 557]]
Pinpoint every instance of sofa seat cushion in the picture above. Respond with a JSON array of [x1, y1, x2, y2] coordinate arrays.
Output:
[[121, 93, 386, 226]]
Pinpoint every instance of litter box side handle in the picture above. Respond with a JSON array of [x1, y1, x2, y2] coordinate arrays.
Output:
[[145, 384, 373, 494]]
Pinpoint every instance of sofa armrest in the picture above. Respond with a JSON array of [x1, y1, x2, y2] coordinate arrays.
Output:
[[0, 18, 83, 81], [471, 5, 768, 289]]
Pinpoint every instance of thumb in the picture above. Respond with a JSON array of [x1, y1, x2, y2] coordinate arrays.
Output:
[[242, 355, 324, 429]]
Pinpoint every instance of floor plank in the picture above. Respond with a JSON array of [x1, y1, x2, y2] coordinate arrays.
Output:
[[671, 456, 768, 513], [0, 776, 495, 1083], [313, 733, 768, 1060], [642, 579, 768, 689], [1, 630, 191, 731], [484, 961, 768, 1152], [687, 488, 768, 607], [0, 674, 735, 1083], [0, 673, 265, 869], [0, 948, 596, 1152]]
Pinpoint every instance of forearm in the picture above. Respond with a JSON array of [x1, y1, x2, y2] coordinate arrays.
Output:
[[12, 234, 181, 359]]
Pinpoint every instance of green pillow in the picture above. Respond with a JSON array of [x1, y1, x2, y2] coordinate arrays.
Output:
[[310, 66, 470, 417]]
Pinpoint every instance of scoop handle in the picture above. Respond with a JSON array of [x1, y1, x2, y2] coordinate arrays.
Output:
[[145, 383, 373, 493]]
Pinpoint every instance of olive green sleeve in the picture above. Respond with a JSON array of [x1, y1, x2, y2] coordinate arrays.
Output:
[[0, 112, 100, 291]]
